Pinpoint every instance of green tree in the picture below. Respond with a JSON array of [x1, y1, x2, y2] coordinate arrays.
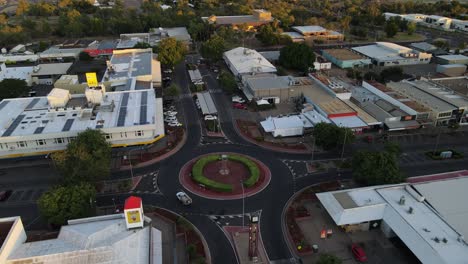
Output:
[[256, 24, 290, 46], [38, 182, 96, 226], [0, 79, 29, 100], [407, 22, 416, 35], [340, 16, 352, 37], [16, 0, 29, 16], [218, 71, 237, 94], [165, 84, 180, 97], [157, 37, 186, 68], [312, 123, 355, 150], [133, 42, 152, 49], [316, 253, 342, 264], [279, 43, 316, 72], [384, 141, 401, 156], [433, 39, 450, 50], [352, 150, 405, 185], [380, 66, 404, 82], [53, 129, 111, 184], [384, 20, 399, 38], [200, 34, 226, 62]]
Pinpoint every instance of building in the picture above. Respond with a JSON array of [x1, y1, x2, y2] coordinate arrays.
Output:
[[242, 75, 308, 103], [117, 27, 192, 49], [202, 9, 273, 30], [287, 26, 344, 44], [313, 55, 332, 71], [102, 48, 161, 88], [196, 91, 217, 116], [452, 19, 468, 32], [223, 47, 276, 78], [410, 42, 437, 53], [0, 196, 163, 263], [84, 40, 119, 58], [436, 54, 468, 65], [0, 62, 72, 86], [352, 42, 432, 67], [0, 85, 164, 159], [0, 63, 34, 85], [317, 172, 468, 264], [321, 49, 372, 69], [384, 12, 468, 32], [425, 15, 452, 30], [387, 79, 468, 125], [0, 54, 38, 63], [260, 115, 304, 137], [39, 47, 83, 62], [436, 64, 467, 77]]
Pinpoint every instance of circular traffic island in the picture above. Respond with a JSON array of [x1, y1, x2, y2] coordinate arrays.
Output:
[[179, 153, 271, 200]]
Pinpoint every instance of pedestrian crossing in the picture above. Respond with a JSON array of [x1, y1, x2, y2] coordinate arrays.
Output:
[[0, 188, 47, 206]]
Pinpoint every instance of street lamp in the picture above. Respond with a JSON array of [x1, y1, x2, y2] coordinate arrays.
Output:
[[127, 147, 143, 181], [340, 123, 348, 161]]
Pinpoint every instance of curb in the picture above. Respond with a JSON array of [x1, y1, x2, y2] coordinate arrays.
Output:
[[118, 129, 188, 171]]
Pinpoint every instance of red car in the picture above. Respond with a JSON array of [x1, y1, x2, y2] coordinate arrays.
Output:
[[233, 103, 247, 110], [351, 244, 368, 262]]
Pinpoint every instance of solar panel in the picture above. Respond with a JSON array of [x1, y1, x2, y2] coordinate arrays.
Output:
[[0, 101, 9, 111], [2, 115, 26, 137], [25, 98, 40, 110], [117, 93, 130, 127], [62, 119, 74, 132], [34, 127, 45, 134], [140, 91, 147, 125]]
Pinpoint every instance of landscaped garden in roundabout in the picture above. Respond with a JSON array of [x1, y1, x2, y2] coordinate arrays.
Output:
[[179, 153, 271, 199]]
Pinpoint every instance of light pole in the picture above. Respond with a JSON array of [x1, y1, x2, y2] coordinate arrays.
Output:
[[340, 123, 348, 161], [127, 147, 142, 181], [112, 197, 116, 212], [240, 180, 245, 228]]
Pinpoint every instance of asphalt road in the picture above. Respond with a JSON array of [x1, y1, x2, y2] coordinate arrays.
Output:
[[1, 58, 468, 263]]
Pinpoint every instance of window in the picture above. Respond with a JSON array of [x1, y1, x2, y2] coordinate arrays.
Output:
[[438, 112, 452, 118], [105, 134, 112, 139], [135, 130, 143, 137], [0, 143, 3, 149], [54, 138, 64, 144], [17, 141, 27, 148], [120, 132, 127, 138], [36, 139, 46, 146]]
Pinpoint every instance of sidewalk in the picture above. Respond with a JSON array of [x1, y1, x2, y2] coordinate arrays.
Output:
[[225, 226, 269, 264]]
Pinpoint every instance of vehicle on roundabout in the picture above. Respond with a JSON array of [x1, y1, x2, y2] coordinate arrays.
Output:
[[176, 191, 192, 205], [204, 115, 217, 121]]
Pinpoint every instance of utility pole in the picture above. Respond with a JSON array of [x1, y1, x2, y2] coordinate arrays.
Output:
[[240, 180, 245, 228]]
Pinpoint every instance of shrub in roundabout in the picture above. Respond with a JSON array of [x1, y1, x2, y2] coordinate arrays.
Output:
[[191, 154, 261, 192]]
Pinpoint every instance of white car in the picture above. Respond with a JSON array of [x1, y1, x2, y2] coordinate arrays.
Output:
[[168, 121, 182, 127], [232, 96, 245, 103], [164, 116, 177, 123], [163, 69, 173, 74], [204, 115, 217, 121], [164, 111, 177, 116], [176, 191, 192, 205]]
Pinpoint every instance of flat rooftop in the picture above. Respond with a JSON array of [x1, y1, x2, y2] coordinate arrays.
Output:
[[245, 75, 292, 90], [342, 100, 381, 125], [367, 81, 430, 113], [0, 89, 158, 138], [352, 42, 419, 61], [432, 77, 468, 96], [292, 25, 326, 34], [437, 54, 468, 61], [104, 49, 153, 81], [202, 15, 273, 25], [410, 80, 468, 108], [323, 49, 367, 60]]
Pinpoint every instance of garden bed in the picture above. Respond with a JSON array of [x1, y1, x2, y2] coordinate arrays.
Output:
[[425, 149, 464, 160]]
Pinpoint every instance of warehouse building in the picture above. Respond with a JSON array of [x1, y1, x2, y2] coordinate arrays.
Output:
[[436, 64, 467, 77], [352, 42, 432, 67], [202, 9, 273, 30], [321, 49, 372, 69], [118, 27, 192, 49], [317, 172, 468, 264], [0, 196, 162, 264], [287, 26, 344, 44], [223, 47, 276, 78], [0, 86, 164, 159], [436, 54, 468, 65], [242, 75, 309, 103]]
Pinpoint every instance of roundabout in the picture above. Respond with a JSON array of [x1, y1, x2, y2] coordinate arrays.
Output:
[[179, 152, 271, 200]]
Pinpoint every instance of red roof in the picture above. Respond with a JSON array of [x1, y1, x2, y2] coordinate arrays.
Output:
[[124, 196, 142, 210]]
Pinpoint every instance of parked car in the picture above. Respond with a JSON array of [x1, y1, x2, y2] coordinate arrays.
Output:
[[204, 115, 217, 121], [164, 116, 177, 123], [351, 244, 368, 262], [168, 121, 182, 127], [232, 96, 245, 103], [163, 69, 173, 74], [176, 191, 192, 205], [164, 111, 177, 116], [233, 103, 247, 110], [0, 190, 12, 202], [163, 77, 171, 81]]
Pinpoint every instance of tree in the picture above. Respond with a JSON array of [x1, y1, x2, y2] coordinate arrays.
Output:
[[165, 84, 180, 97], [200, 34, 226, 62], [317, 253, 342, 264], [384, 20, 399, 38], [384, 141, 401, 156], [279, 43, 316, 72], [38, 182, 96, 226], [16, 0, 29, 16], [380, 66, 404, 82], [352, 150, 405, 185], [340, 16, 352, 37], [0, 79, 29, 100], [157, 37, 186, 68], [407, 22, 416, 35], [53, 129, 111, 184], [79, 51, 93, 61], [133, 42, 152, 49], [433, 39, 450, 50], [312, 123, 355, 150], [256, 24, 290, 46], [218, 71, 237, 94]]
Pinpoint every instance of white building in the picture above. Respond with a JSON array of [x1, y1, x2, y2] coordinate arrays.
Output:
[[223, 47, 277, 78], [317, 173, 468, 264], [0, 196, 163, 264], [425, 15, 452, 30], [0, 86, 164, 159], [452, 19, 468, 32], [103, 48, 162, 88], [260, 115, 304, 137], [352, 42, 432, 67], [0, 62, 72, 86]]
